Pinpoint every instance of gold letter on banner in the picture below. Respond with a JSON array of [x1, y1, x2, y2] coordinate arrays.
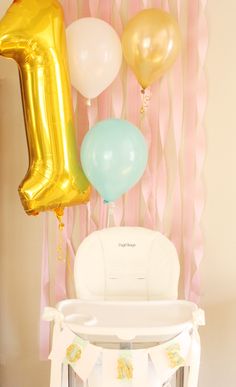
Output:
[[0, 0, 90, 215]]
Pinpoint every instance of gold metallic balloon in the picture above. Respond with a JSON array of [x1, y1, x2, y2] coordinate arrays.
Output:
[[122, 8, 181, 89], [0, 0, 90, 215]]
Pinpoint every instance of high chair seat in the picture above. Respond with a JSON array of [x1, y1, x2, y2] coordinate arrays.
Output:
[[74, 227, 180, 301]]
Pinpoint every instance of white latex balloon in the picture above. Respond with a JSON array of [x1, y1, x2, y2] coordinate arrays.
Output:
[[66, 18, 122, 100]]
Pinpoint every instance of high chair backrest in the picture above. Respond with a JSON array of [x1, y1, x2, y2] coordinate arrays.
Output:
[[74, 227, 180, 300]]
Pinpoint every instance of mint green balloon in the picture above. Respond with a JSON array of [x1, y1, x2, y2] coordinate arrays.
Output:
[[81, 119, 148, 203]]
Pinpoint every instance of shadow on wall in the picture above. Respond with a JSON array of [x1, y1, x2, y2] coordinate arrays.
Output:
[[199, 300, 236, 387], [0, 58, 50, 387]]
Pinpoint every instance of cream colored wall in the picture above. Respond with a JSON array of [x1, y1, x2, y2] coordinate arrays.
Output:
[[202, 0, 236, 306], [0, 0, 236, 386], [199, 0, 236, 385]]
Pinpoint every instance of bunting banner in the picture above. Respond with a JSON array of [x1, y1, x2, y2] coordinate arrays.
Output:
[[44, 306, 204, 387], [48, 324, 195, 387]]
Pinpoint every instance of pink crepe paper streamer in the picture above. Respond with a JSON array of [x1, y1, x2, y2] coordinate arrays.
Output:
[[123, 0, 143, 227], [62, 0, 78, 26], [155, 76, 170, 231], [39, 213, 50, 360], [123, 70, 141, 226], [86, 98, 99, 235], [171, 57, 183, 155], [170, 173, 182, 254], [190, 0, 208, 303], [81, 0, 91, 17], [111, 0, 123, 117], [110, 0, 124, 227], [77, 93, 90, 241], [54, 226, 67, 303], [156, 155, 168, 230], [113, 197, 124, 226], [159, 77, 170, 151], [113, 0, 123, 37], [152, 0, 162, 8], [98, 0, 112, 21], [64, 207, 76, 264], [54, 0, 78, 304], [149, 82, 160, 229], [141, 110, 156, 229], [129, 0, 142, 18], [87, 100, 100, 233], [96, 0, 113, 230], [85, 0, 115, 233], [183, 0, 199, 301], [112, 76, 123, 118], [169, 9, 184, 258], [97, 0, 113, 124], [162, 0, 170, 12], [54, 207, 76, 303], [62, 0, 78, 257], [176, 0, 181, 17], [76, 1, 97, 242], [89, 0, 99, 17], [72, 87, 78, 114]]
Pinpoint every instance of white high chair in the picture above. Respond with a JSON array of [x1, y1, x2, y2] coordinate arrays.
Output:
[[45, 227, 204, 387]]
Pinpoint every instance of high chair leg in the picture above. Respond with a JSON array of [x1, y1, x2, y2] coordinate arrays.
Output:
[[62, 364, 68, 387], [176, 367, 184, 387], [186, 330, 201, 387]]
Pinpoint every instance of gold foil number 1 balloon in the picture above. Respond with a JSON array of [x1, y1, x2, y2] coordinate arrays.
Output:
[[0, 0, 90, 216]]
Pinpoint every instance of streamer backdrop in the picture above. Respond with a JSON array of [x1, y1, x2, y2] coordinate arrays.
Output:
[[40, 0, 207, 359]]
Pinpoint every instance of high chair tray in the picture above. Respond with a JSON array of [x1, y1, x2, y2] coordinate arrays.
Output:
[[56, 300, 198, 343]]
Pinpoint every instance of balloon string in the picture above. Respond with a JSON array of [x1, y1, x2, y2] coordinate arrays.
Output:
[[86, 202, 91, 235], [107, 202, 116, 227], [140, 88, 151, 115], [87, 98, 98, 130], [56, 228, 65, 262], [54, 208, 65, 261], [54, 207, 65, 230], [66, 248, 73, 277]]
